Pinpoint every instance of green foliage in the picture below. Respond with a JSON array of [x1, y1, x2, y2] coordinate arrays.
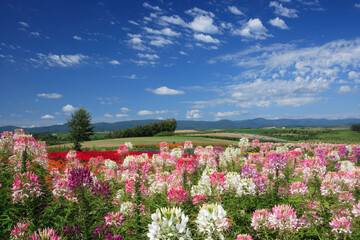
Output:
[[350, 123, 360, 133], [153, 131, 175, 137], [67, 107, 94, 151], [109, 118, 177, 138]]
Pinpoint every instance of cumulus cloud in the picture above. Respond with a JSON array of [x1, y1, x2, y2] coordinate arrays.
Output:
[[186, 7, 214, 17], [269, 1, 298, 18], [337, 85, 358, 94], [232, 18, 271, 40], [138, 53, 159, 60], [127, 33, 149, 51], [189, 15, 219, 34], [124, 74, 137, 79], [149, 36, 173, 47], [121, 107, 130, 112], [41, 114, 55, 119], [109, 60, 120, 65], [186, 110, 202, 119], [149, 86, 185, 95], [269, 17, 289, 29], [194, 33, 220, 43], [37, 53, 87, 67], [160, 15, 187, 27], [276, 97, 319, 107], [18, 21, 29, 27], [199, 38, 360, 109], [348, 71, 360, 83], [137, 110, 168, 115], [129, 20, 139, 25], [37, 93, 62, 99], [215, 110, 250, 117], [62, 104, 76, 112], [143, 2, 161, 11], [73, 35, 82, 40], [144, 27, 180, 37], [116, 114, 128, 118], [228, 6, 244, 15]]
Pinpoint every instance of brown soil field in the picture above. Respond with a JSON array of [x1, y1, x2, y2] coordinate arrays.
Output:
[[174, 130, 198, 133]]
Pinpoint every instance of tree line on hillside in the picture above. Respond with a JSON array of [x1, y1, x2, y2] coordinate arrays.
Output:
[[109, 118, 177, 138], [351, 123, 360, 133]]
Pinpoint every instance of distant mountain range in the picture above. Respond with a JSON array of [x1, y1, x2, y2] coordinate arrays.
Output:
[[1, 118, 360, 134]]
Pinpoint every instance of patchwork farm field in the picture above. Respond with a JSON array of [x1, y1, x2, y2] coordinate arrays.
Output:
[[2, 129, 360, 239]]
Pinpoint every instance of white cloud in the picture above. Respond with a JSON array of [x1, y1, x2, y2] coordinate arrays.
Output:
[[125, 74, 137, 79], [186, 110, 202, 119], [186, 7, 214, 17], [269, 1, 298, 18], [37, 53, 87, 67], [276, 97, 319, 107], [62, 104, 76, 112], [149, 36, 173, 47], [149, 86, 185, 95], [18, 21, 29, 27], [130, 59, 156, 66], [337, 85, 358, 94], [116, 114, 128, 118], [129, 20, 139, 25], [109, 60, 120, 65], [144, 27, 180, 37], [348, 71, 360, 83], [189, 15, 219, 34], [30, 32, 41, 37], [143, 2, 161, 11], [138, 53, 159, 60], [194, 33, 220, 44], [233, 18, 271, 40], [269, 17, 289, 29], [73, 35, 82, 40], [215, 110, 250, 117], [127, 33, 149, 51], [355, 3, 360, 8], [41, 114, 55, 119], [121, 107, 130, 112], [137, 110, 153, 115], [160, 15, 187, 27], [104, 114, 114, 118], [228, 6, 244, 15], [37, 93, 62, 99], [179, 51, 187, 55], [137, 110, 168, 116]]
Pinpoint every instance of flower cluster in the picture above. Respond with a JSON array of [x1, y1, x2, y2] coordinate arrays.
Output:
[[252, 204, 299, 232], [11, 171, 42, 204], [195, 203, 229, 240], [147, 207, 192, 240]]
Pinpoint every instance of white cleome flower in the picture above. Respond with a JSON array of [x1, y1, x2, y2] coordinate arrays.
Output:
[[104, 159, 118, 170], [195, 203, 229, 239], [147, 207, 192, 240]]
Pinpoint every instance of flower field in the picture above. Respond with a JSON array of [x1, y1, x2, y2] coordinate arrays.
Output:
[[1, 130, 360, 239]]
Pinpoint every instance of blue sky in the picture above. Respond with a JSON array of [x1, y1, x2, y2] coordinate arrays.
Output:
[[1, 0, 360, 127]]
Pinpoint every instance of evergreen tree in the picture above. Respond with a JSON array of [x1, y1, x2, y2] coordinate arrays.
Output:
[[67, 107, 94, 151]]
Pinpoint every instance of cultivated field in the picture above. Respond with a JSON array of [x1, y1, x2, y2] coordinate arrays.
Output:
[[55, 136, 238, 148]]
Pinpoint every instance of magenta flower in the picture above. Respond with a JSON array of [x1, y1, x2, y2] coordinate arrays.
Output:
[[236, 234, 253, 240], [289, 181, 309, 195], [329, 217, 352, 235], [167, 186, 188, 205], [11, 171, 42, 204], [29, 228, 61, 240], [68, 166, 93, 191]]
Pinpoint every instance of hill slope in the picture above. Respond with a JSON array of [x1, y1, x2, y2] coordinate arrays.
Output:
[[1, 118, 359, 134]]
